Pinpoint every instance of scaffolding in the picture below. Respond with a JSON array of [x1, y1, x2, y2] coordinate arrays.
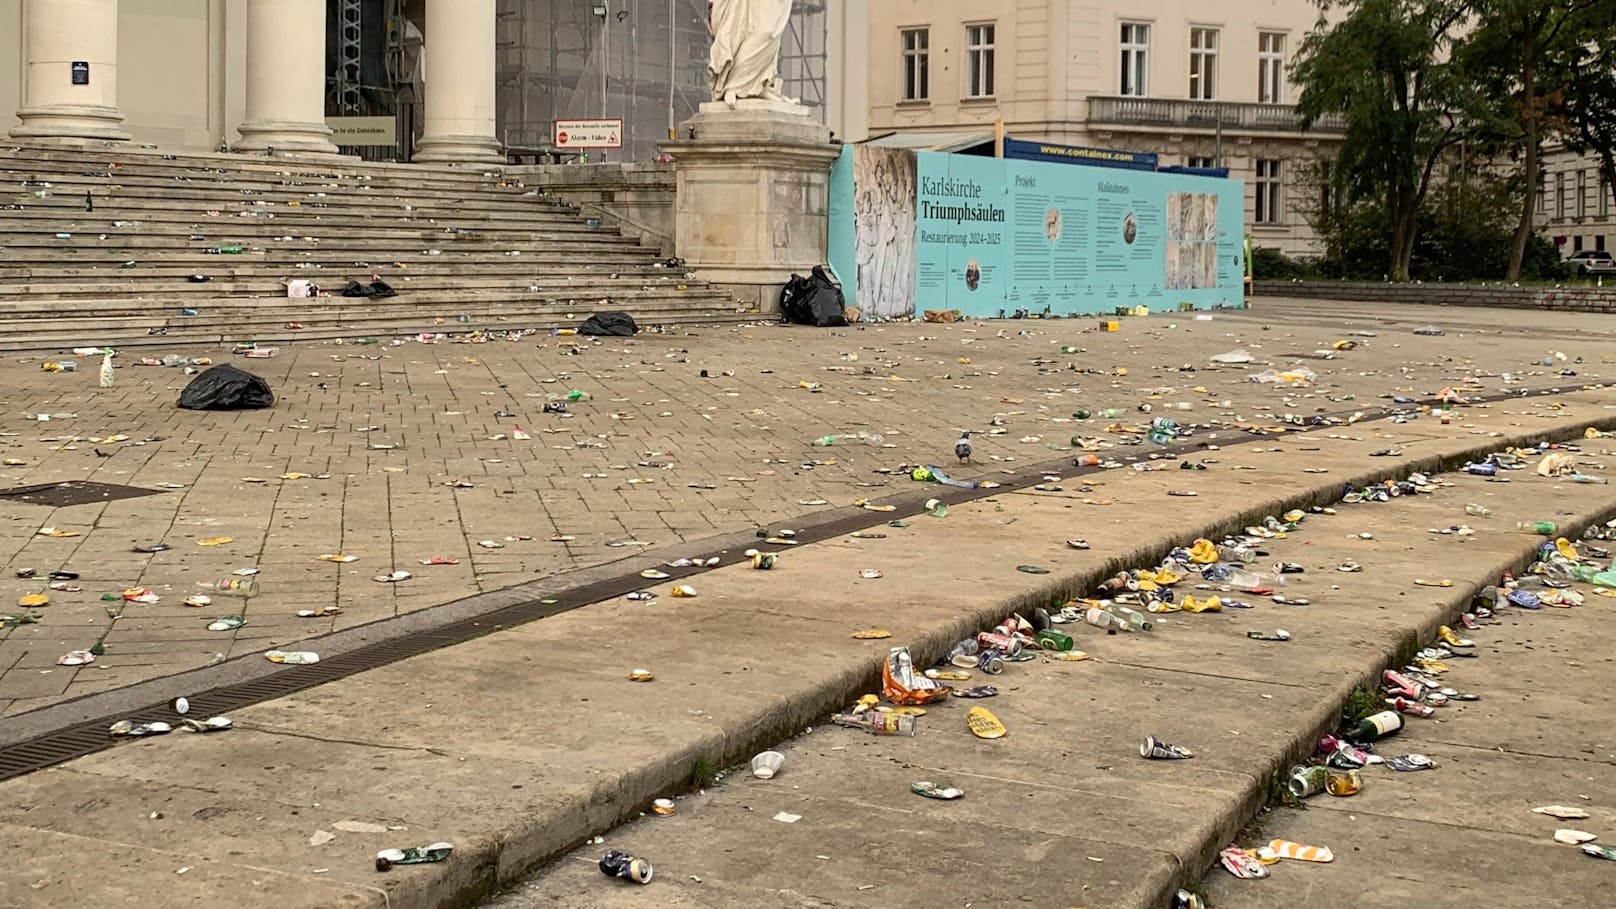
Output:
[[495, 0, 828, 162]]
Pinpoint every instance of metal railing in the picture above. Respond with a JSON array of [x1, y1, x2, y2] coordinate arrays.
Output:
[[1087, 96, 1346, 133]]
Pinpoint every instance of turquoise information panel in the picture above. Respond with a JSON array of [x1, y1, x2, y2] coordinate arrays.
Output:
[[830, 145, 1245, 320]]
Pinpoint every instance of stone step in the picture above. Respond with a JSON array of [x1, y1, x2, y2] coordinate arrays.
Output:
[[3, 191, 581, 220], [0, 280, 719, 306], [0, 145, 527, 187], [0, 173, 570, 203], [0, 145, 530, 190], [0, 306, 757, 353], [0, 163, 552, 189], [0, 145, 735, 355], [0, 209, 595, 237], [0, 261, 685, 281], [3, 293, 738, 327], [0, 234, 646, 254]]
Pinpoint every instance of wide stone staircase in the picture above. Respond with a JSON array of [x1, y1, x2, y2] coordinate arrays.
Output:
[[0, 144, 753, 352]]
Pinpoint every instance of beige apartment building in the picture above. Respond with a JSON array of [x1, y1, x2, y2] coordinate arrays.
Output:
[[865, 0, 1346, 255], [1539, 144, 1614, 262]]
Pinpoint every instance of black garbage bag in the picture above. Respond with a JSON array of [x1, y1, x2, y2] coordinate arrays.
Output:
[[780, 266, 846, 327], [177, 364, 275, 410], [342, 279, 397, 298], [780, 273, 815, 325], [579, 311, 639, 337]]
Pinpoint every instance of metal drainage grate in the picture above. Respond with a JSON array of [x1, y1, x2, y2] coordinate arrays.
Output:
[[0, 481, 166, 508]]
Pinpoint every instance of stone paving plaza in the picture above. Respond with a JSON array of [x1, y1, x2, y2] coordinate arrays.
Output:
[[2, 297, 1613, 716]]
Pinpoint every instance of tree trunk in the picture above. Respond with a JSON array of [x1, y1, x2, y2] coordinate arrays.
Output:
[[1388, 189, 1407, 281], [1506, 25, 1540, 281], [1395, 209, 1418, 281]]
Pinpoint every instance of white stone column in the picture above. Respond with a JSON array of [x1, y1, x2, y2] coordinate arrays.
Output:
[[11, 0, 130, 142], [234, 0, 337, 154], [413, 0, 501, 164]]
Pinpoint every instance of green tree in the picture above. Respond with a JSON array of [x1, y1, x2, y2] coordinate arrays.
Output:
[[1299, 152, 1567, 281], [1463, 0, 1605, 281], [1292, 0, 1480, 281], [1551, 2, 1616, 219]]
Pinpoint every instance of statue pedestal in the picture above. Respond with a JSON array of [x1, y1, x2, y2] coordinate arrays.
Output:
[[663, 102, 839, 315]]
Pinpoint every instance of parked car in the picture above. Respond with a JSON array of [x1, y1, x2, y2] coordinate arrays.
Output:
[[1566, 250, 1616, 275]]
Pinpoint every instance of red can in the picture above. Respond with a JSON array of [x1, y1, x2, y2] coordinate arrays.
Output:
[[976, 631, 1025, 657]]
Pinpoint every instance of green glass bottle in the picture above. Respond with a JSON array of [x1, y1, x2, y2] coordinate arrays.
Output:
[[1344, 710, 1403, 743]]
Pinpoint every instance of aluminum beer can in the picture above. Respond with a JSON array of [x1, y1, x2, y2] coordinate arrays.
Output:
[[1288, 764, 1329, 798], [975, 631, 1024, 657]]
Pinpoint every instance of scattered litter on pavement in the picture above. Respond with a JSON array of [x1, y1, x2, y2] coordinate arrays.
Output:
[[965, 706, 1006, 739], [599, 850, 654, 884], [1261, 839, 1334, 863], [830, 711, 915, 735], [1219, 846, 1269, 879], [375, 842, 452, 872], [266, 650, 319, 665], [177, 364, 275, 410], [882, 647, 952, 705], [109, 720, 169, 737], [750, 751, 784, 779], [1535, 806, 1592, 819], [1141, 735, 1194, 759], [911, 781, 964, 800]]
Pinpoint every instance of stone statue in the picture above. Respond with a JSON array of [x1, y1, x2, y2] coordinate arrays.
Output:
[[707, 0, 795, 106]]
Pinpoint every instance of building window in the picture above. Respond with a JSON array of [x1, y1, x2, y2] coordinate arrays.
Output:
[[1188, 156, 1215, 169], [1574, 235, 1584, 252], [966, 23, 996, 98], [1598, 235, 1607, 253], [1577, 169, 1588, 219], [1190, 27, 1218, 100], [1258, 32, 1285, 103], [1255, 159, 1282, 224], [1602, 174, 1610, 217], [1556, 172, 1566, 220], [901, 28, 929, 101], [1538, 183, 1547, 213], [1120, 23, 1149, 97]]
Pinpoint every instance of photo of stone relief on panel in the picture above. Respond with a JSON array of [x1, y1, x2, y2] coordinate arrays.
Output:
[[1165, 191, 1220, 290]]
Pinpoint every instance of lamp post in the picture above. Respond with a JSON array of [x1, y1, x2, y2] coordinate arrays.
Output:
[[594, 4, 609, 119], [667, 0, 676, 140]]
